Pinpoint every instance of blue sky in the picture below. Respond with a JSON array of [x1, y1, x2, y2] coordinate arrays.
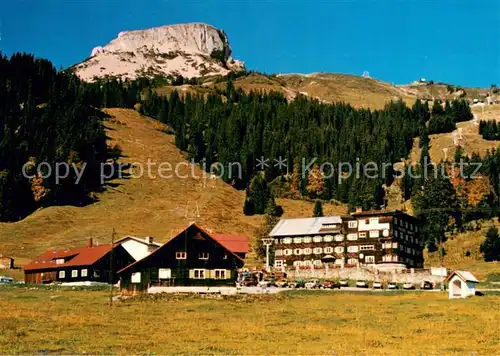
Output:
[[2, 0, 499, 87]]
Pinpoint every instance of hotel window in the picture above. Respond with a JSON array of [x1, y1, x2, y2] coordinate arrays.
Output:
[[334, 246, 344, 254], [58, 270, 66, 279], [360, 245, 375, 251], [347, 258, 358, 265], [369, 230, 380, 238], [303, 260, 312, 266], [294, 249, 302, 256], [392, 255, 399, 262], [293, 261, 302, 267], [274, 238, 280, 244], [392, 242, 398, 249], [313, 260, 323, 266], [284, 249, 293, 256], [358, 232, 366, 238], [324, 235, 334, 242], [303, 236, 312, 243], [56, 258, 64, 265], [293, 237, 302, 244], [394, 231, 399, 237], [400, 245, 404, 251], [365, 256, 375, 263], [275, 249, 283, 256], [81, 269, 88, 277], [159, 268, 171, 279], [415, 226, 419, 232], [193, 269, 206, 279], [214, 270, 227, 279], [348, 221, 357, 228], [334, 234, 344, 242], [324, 247, 333, 254], [383, 229, 389, 237], [405, 221, 409, 228], [313, 247, 323, 255], [347, 245, 359, 253], [198, 252, 209, 260], [274, 260, 284, 268], [176, 252, 187, 259], [347, 233, 358, 241], [71, 270, 78, 278], [369, 217, 379, 224], [283, 237, 292, 244], [313, 236, 322, 243], [131, 272, 141, 283], [303, 248, 312, 255]]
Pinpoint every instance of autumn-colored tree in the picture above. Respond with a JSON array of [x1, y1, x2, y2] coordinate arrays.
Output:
[[306, 164, 325, 198]]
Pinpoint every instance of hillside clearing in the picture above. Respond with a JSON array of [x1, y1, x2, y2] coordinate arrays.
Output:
[[0, 109, 346, 265]]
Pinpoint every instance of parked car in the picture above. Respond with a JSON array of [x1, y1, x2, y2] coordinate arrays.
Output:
[[387, 282, 399, 290], [356, 280, 369, 288], [322, 280, 341, 289], [305, 279, 322, 289], [420, 280, 433, 290], [288, 279, 306, 289], [339, 280, 349, 287], [258, 279, 277, 288], [372, 281, 383, 289], [276, 280, 289, 288], [0, 276, 14, 284], [403, 282, 415, 290]]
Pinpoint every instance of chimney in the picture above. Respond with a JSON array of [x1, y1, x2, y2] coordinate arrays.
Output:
[[145, 236, 153, 245], [355, 207, 363, 213], [88, 238, 93, 247]]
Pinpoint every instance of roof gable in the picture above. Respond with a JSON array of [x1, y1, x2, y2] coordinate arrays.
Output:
[[118, 223, 245, 274], [445, 270, 479, 283]]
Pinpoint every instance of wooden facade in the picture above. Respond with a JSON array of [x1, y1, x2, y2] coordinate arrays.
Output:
[[24, 245, 135, 284], [271, 210, 423, 269], [119, 224, 246, 293]]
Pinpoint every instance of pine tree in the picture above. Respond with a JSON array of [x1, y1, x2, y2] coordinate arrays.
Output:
[[246, 173, 271, 214], [480, 227, 500, 262], [313, 200, 324, 217]]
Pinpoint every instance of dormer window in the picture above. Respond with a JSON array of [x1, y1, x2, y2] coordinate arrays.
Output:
[[348, 221, 357, 228], [199, 252, 209, 260], [176, 252, 187, 259], [55, 258, 64, 265]]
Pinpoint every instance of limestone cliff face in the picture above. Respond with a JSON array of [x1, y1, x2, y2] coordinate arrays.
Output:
[[74, 23, 245, 82]]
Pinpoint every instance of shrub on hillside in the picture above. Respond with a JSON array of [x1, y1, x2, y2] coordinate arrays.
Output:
[[480, 227, 500, 262]]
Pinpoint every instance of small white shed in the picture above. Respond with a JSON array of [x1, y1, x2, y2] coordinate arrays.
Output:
[[445, 270, 479, 299]]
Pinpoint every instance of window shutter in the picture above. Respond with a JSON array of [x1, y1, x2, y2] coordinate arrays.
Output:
[[189, 269, 195, 279], [226, 270, 232, 279]]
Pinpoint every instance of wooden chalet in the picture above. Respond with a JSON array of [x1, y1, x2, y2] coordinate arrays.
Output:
[[118, 223, 248, 293], [23, 239, 135, 284]]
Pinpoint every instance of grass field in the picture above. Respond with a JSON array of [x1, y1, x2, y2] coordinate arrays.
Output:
[[1, 287, 499, 355]]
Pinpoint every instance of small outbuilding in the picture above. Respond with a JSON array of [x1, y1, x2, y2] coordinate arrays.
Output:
[[445, 270, 479, 299]]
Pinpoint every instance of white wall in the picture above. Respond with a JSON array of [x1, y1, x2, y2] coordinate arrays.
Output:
[[120, 239, 152, 261], [448, 276, 476, 299]]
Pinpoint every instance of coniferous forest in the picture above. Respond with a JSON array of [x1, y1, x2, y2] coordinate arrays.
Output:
[[2, 52, 500, 253], [479, 120, 500, 140]]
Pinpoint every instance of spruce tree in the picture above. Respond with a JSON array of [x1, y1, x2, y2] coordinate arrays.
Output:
[[480, 227, 500, 262], [313, 200, 324, 217]]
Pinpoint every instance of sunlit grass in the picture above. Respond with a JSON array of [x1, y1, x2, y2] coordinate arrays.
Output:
[[1, 287, 499, 355]]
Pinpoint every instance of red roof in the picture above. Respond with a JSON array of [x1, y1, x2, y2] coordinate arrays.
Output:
[[23, 244, 113, 271], [212, 234, 249, 254]]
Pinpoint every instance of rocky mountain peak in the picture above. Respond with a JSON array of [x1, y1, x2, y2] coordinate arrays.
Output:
[[74, 23, 245, 82]]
